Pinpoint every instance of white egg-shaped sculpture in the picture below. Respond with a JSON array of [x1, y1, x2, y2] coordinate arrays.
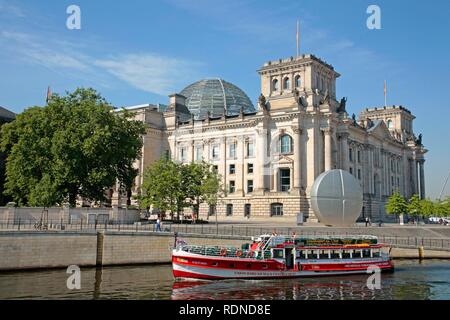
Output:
[[310, 169, 363, 227]]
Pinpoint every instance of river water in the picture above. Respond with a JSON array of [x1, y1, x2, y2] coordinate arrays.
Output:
[[0, 260, 449, 300]]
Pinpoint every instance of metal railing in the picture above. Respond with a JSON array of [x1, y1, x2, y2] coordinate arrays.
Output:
[[1, 219, 449, 251]]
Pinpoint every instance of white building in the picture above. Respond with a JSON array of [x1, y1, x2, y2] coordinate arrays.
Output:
[[112, 54, 427, 222]]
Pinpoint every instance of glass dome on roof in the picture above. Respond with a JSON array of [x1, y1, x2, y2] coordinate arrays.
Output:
[[180, 79, 255, 119]]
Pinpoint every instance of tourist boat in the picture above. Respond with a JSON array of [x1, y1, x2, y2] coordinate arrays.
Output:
[[172, 234, 394, 280]]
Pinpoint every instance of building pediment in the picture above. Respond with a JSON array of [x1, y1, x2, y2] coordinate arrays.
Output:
[[367, 120, 395, 142], [273, 154, 294, 165]]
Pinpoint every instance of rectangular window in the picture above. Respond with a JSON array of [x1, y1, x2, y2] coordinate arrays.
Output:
[[244, 204, 251, 217], [247, 180, 254, 193], [180, 147, 187, 162], [358, 169, 361, 180], [357, 151, 361, 163], [349, 167, 353, 175], [229, 164, 236, 175], [229, 143, 236, 159], [280, 169, 291, 192], [195, 146, 202, 161], [349, 149, 353, 162], [229, 181, 235, 194], [247, 163, 254, 174], [212, 145, 220, 160], [247, 142, 254, 157], [226, 204, 233, 216]]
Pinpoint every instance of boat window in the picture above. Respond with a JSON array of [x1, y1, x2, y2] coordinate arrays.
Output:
[[262, 264, 268, 269], [229, 263, 235, 268], [373, 250, 381, 258], [319, 250, 329, 259], [330, 250, 340, 259], [353, 250, 363, 258], [313, 250, 320, 259], [273, 249, 284, 259], [212, 262, 218, 267], [342, 250, 351, 259], [299, 251, 307, 259], [246, 263, 252, 268], [363, 249, 371, 258]]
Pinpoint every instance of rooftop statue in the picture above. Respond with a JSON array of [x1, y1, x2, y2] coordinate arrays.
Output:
[[416, 133, 423, 146], [258, 93, 268, 111], [320, 89, 330, 105], [337, 97, 347, 113], [294, 89, 308, 109]]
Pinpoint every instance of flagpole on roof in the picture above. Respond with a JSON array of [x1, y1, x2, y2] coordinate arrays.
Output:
[[384, 80, 387, 107], [296, 19, 300, 58]]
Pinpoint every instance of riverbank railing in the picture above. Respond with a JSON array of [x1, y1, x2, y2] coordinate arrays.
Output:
[[1, 219, 450, 252]]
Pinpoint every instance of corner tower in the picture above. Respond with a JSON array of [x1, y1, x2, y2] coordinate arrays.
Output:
[[257, 54, 341, 112]]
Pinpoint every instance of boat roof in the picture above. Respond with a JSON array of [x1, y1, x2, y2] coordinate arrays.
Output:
[[252, 234, 378, 241]]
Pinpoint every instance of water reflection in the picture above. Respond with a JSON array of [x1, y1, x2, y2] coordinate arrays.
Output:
[[0, 260, 449, 300]]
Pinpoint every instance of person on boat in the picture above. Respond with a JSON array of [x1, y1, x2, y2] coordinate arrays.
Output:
[[250, 241, 259, 251]]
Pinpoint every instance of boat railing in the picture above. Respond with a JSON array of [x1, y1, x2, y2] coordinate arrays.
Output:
[[178, 245, 271, 260]]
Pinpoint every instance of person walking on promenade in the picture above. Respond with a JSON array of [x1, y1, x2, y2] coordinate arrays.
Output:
[[365, 217, 369, 227], [156, 217, 162, 232]]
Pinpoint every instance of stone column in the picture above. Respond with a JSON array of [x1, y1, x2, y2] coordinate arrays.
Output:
[[293, 127, 302, 191], [190, 141, 195, 163], [414, 160, 420, 196], [255, 128, 266, 193], [339, 133, 350, 171], [273, 168, 279, 192], [419, 160, 425, 199], [221, 137, 227, 191], [322, 128, 333, 172], [236, 136, 244, 195], [205, 140, 211, 163]]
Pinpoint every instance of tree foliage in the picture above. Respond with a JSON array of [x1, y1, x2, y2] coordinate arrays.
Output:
[[385, 191, 407, 216], [139, 160, 223, 220], [407, 194, 422, 218], [0, 88, 145, 207], [139, 159, 189, 219], [184, 162, 224, 221]]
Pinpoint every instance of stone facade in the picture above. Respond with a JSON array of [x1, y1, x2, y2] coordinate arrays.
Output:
[[112, 54, 427, 223]]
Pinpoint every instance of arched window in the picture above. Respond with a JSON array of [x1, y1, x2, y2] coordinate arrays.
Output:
[[283, 77, 290, 90], [271, 203, 284, 216], [280, 135, 293, 154], [272, 79, 279, 91], [387, 119, 393, 129], [295, 75, 301, 88]]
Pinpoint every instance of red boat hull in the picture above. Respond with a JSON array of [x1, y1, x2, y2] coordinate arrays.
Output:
[[172, 251, 394, 280]]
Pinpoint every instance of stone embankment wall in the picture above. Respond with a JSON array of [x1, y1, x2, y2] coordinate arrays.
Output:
[[0, 231, 449, 271], [0, 231, 247, 271]]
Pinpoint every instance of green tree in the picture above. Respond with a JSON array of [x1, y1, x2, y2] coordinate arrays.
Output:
[[0, 88, 145, 207], [385, 191, 407, 224], [407, 194, 422, 222], [420, 199, 435, 218], [435, 198, 450, 217], [139, 159, 189, 220], [184, 162, 223, 222]]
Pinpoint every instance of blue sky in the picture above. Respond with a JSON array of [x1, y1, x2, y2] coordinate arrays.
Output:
[[1, 0, 449, 199]]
